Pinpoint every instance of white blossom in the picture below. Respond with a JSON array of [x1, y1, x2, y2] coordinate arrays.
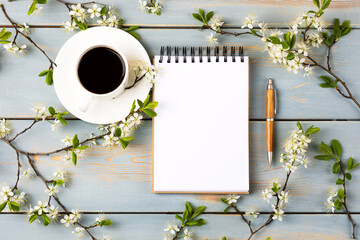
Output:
[[245, 207, 259, 219], [183, 228, 193, 240], [12, 191, 27, 205], [88, 4, 101, 18], [60, 214, 75, 227], [30, 5, 43, 16], [272, 205, 284, 221], [279, 191, 289, 205], [45, 185, 59, 196], [102, 133, 119, 148], [48, 205, 59, 220], [206, 33, 218, 44], [61, 135, 72, 146], [0, 184, 14, 201], [63, 21, 78, 32], [72, 227, 85, 238], [20, 168, 33, 180], [18, 23, 31, 35], [241, 13, 257, 29], [284, 162, 297, 173], [261, 188, 273, 202], [88, 133, 97, 146], [307, 32, 323, 47], [303, 65, 313, 77], [312, 16, 325, 32], [296, 41, 309, 56], [102, 234, 113, 240], [164, 222, 180, 235], [3, 43, 19, 56], [33, 201, 48, 215], [0, 119, 12, 138], [97, 15, 108, 26], [259, 22, 268, 35], [30, 103, 48, 120], [209, 15, 224, 31], [69, 4, 86, 22], [71, 209, 81, 222], [226, 194, 240, 204], [147, 0, 163, 15], [51, 119, 62, 132], [138, 0, 148, 14]]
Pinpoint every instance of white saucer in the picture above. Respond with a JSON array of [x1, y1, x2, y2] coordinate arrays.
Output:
[[53, 27, 151, 124]]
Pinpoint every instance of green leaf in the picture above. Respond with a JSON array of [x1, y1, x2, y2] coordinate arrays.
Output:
[[223, 237, 228, 240], [142, 109, 157, 117], [182, 209, 189, 222], [0, 32, 12, 41], [175, 214, 183, 223], [0, 202, 7, 212], [345, 173, 352, 180], [0, 40, 10, 44], [115, 128, 122, 137], [185, 202, 193, 218], [313, 0, 320, 8], [332, 162, 340, 174], [330, 139, 342, 157], [319, 141, 333, 155], [48, 107, 56, 116], [220, 197, 228, 205], [341, 26, 352, 36], [192, 206, 206, 219], [347, 157, 353, 170], [286, 52, 295, 60], [99, 219, 113, 227], [56, 179, 64, 185], [144, 101, 158, 110], [72, 151, 77, 165], [352, 163, 360, 170], [340, 20, 350, 30], [297, 121, 303, 131], [127, 30, 139, 39], [283, 32, 291, 45], [8, 201, 20, 212], [305, 126, 320, 136], [74, 18, 88, 31], [314, 155, 333, 161], [143, 95, 151, 107], [337, 188, 345, 200], [72, 134, 79, 148], [290, 35, 296, 49], [192, 13, 204, 23], [137, 99, 144, 109], [320, 76, 334, 85], [320, 83, 334, 88], [36, 0, 47, 4], [130, 100, 136, 113], [0, 27, 5, 37], [334, 198, 343, 210], [56, 115, 67, 125], [334, 18, 340, 30], [76, 145, 88, 150], [42, 214, 50, 226], [28, 2, 36, 15], [269, 36, 281, 44], [120, 136, 134, 142], [185, 218, 206, 226], [29, 214, 38, 223], [100, 6, 107, 15], [205, 11, 214, 23], [45, 69, 53, 85], [321, 0, 331, 10], [223, 206, 231, 213], [198, 8, 206, 22], [126, 26, 140, 32], [38, 69, 49, 76], [119, 139, 129, 149], [335, 178, 344, 185], [281, 41, 289, 49]]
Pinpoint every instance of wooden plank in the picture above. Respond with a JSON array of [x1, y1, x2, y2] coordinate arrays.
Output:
[[1, 120, 360, 212], [0, 213, 359, 239], [0, 28, 360, 119], [1, 0, 360, 27]]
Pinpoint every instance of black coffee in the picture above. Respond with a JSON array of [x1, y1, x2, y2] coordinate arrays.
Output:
[[78, 47, 126, 94]]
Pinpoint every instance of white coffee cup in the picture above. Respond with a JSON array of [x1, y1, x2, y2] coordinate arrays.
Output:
[[76, 44, 129, 112]]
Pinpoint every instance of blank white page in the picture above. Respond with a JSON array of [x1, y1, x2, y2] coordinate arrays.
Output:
[[153, 55, 249, 193]]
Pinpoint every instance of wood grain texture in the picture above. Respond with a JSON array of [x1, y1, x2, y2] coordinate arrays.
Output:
[[1, 121, 360, 212], [0, 0, 360, 26], [0, 28, 359, 119], [0, 213, 359, 239]]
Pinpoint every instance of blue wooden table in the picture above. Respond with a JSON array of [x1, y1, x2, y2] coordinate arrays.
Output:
[[1, 0, 360, 239]]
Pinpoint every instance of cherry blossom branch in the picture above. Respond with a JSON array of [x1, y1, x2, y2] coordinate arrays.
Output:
[[125, 74, 146, 90], [55, 0, 105, 10], [0, 4, 56, 69]]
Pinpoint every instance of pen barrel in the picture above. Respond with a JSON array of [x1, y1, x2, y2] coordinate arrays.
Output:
[[266, 121, 274, 152], [266, 90, 274, 119], [266, 89, 274, 153]]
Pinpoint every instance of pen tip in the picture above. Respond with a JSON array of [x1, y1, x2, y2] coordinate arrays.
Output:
[[267, 152, 273, 167], [268, 78, 273, 84]]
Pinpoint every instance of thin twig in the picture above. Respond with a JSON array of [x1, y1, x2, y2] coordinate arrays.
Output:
[[125, 74, 146, 90], [9, 119, 39, 143], [0, 4, 57, 68], [11, 151, 21, 191]]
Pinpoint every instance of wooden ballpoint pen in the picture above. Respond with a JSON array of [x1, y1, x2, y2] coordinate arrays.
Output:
[[266, 78, 277, 166]]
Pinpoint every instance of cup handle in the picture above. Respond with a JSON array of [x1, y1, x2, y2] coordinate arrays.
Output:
[[78, 95, 95, 112]]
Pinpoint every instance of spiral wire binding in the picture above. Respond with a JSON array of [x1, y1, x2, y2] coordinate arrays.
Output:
[[159, 46, 245, 63]]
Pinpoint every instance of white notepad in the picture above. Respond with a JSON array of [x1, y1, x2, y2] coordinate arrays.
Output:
[[153, 47, 249, 193]]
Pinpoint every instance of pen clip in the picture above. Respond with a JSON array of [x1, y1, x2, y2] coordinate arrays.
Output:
[[274, 89, 278, 115]]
